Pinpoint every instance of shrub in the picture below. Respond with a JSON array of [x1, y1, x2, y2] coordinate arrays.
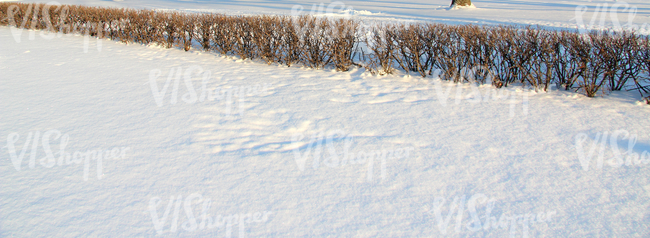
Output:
[[1, 2, 649, 100]]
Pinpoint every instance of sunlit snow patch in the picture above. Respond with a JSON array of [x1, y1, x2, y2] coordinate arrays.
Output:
[[450, 4, 477, 10], [340, 9, 381, 16]]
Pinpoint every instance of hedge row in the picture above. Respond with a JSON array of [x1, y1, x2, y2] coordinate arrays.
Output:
[[370, 24, 650, 98], [1, 2, 649, 100]]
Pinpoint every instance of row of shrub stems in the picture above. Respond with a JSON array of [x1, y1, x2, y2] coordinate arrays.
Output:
[[2, 2, 649, 100]]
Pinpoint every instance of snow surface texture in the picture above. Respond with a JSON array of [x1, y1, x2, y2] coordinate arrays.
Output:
[[450, 4, 476, 10], [1, 0, 650, 237], [14, 0, 650, 34]]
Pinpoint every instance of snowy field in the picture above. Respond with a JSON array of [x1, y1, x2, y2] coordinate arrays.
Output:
[[1, 0, 650, 237], [12, 0, 650, 33]]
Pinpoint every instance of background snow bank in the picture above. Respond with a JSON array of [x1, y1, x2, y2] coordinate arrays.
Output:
[[15, 0, 650, 34]]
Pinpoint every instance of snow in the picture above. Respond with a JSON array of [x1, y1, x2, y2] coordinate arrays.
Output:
[[12, 0, 650, 33], [450, 4, 477, 10], [1, 0, 650, 237]]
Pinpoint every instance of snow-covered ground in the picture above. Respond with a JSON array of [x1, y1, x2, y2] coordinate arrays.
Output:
[[1, 0, 650, 237], [14, 0, 650, 34]]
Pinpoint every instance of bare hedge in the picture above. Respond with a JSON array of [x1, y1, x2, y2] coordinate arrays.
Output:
[[1, 2, 649, 101]]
